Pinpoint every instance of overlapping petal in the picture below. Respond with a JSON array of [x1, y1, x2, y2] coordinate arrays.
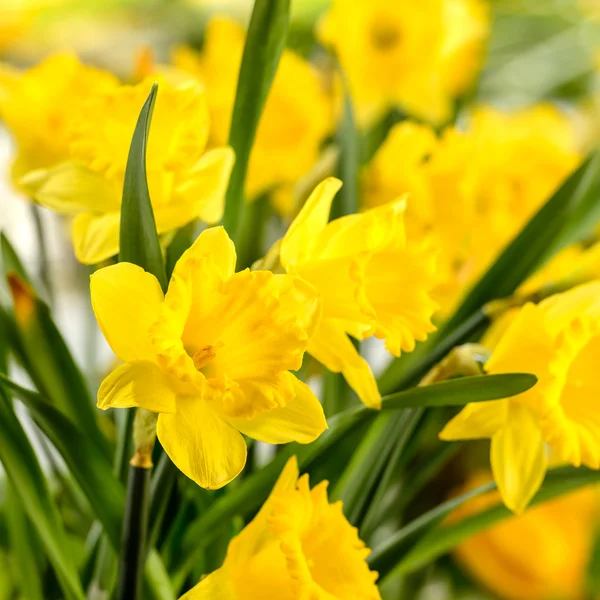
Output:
[[157, 395, 247, 490], [90, 263, 164, 363], [98, 362, 177, 413]]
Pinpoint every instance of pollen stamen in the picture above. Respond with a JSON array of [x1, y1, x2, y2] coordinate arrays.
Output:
[[192, 345, 217, 371]]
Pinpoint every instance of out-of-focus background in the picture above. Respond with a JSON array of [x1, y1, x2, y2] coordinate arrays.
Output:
[[1, 1, 600, 599]]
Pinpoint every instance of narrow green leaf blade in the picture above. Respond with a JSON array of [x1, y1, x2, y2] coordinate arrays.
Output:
[[5, 482, 44, 600], [333, 409, 422, 527], [381, 373, 537, 409], [0, 375, 124, 548], [0, 389, 84, 600], [119, 82, 167, 291], [5, 272, 110, 459], [222, 0, 290, 238]]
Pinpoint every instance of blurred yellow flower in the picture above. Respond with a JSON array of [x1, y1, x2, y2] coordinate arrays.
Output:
[[180, 455, 381, 600], [363, 105, 581, 313], [441, 281, 600, 512], [91, 227, 327, 489], [173, 17, 331, 206], [21, 76, 234, 264], [0, 52, 117, 179], [280, 178, 438, 408], [452, 472, 599, 600], [318, 0, 489, 125]]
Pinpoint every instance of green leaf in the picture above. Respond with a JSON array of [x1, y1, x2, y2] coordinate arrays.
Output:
[[382, 373, 537, 409], [332, 409, 422, 527], [330, 81, 359, 219], [4, 272, 110, 459], [119, 82, 167, 291], [370, 465, 600, 581], [0, 375, 124, 547], [0, 389, 84, 600], [5, 482, 44, 600], [221, 0, 291, 238], [1, 232, 31, 285], [144, 550, 176, 600], [445, 148, 600, 333]]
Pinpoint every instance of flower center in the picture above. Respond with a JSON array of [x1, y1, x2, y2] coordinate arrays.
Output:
[[370, 21, 402, 52], [190, 345, 217, 372]]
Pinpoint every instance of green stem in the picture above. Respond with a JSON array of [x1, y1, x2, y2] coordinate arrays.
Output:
[[115, 465, 151, 600], [115, 409, 157, 600]]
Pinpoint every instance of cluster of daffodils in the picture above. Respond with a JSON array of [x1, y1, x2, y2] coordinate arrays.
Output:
[[0, 53, 234, 264], [3, 2, 600, 598], [363, 105, 582, 312]]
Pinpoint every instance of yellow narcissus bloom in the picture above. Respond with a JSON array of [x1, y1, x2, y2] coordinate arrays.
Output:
[[451, 473, 599, 600], [318, 0, 489, 125], [440, 282, 600, 513], [280, 178, 438, 409], [91, 227, 327, 489], [0, 52, 118, 179], [180, 456, 381, 600], [172, 17, 331, 207], [20, 76, 234, 265], [362, 105, 581, 313]]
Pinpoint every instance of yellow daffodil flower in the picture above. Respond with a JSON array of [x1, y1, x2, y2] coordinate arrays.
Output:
[[362, 105, 581, 313], [318, 0, 489, 125], [0, 52, 118, 180], [180, 455, 381, 600], [20, 76, 234, 265], [441, 282, 600, 512], [279, 178, 438, 409], [451, 472, 599, 600], [172, 17, 331, 208], [91, 227, 327, 489]]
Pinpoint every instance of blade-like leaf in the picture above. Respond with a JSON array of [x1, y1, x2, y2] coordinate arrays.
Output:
[[332, 409, 422, 527], [221, 0, 290, 238], [5, 482, 44, 600], [0, 375, 124, 548], [0, 389, 84, 600], [371, 465, 600, 580], [119, 82, 167, 291], [4, 272, 110, 459], [1, 232, 31, 285], [382, 373, 537, 409]]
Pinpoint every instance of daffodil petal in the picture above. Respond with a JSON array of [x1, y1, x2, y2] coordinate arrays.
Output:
[[179, 567, 237, 600], [226, 375, 327, 444], [439, 400, 508, 441], [280, 177, 342, 269], [175, 226, 237, 282], [308, 320, 381, 409], [20, 163, 120, 215], [97, 362, 177, 413], [157, 395, 247, 490], [168, 147, 235, 227], [491, 402, 548, 514], [72, 211, 121, 265], [90, 262, 164, 363], [227, 456, 299, 566]]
